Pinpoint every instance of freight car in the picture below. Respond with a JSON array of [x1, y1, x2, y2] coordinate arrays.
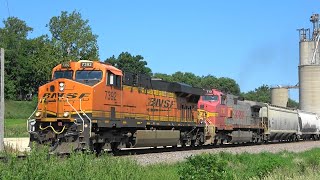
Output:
[[297, 110, 320, 140], [28, 60, 206, 153]]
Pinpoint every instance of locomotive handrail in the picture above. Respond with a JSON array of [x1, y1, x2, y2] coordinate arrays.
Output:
[[80, 98, 92, 137], [28, 102, 40, 120], [27, 100, 41, 132], [65, 98, 85, 133]]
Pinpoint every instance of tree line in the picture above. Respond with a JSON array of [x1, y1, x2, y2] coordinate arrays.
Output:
[[0, 10, 298, 108]]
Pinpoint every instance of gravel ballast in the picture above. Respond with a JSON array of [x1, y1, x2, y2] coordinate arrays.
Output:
[[129, 141, 320, 165]]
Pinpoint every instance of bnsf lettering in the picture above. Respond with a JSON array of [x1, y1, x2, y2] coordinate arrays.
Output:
[[79, 93, 90, 99], [42, 93, 90, 99], [148, 98, 174, 108]]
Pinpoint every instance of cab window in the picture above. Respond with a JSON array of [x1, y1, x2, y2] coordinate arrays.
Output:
[[202, 95, 219, 101], [53, 70, 73, 80], [107, 72, 121, 88], [75, 70, 102, 86]]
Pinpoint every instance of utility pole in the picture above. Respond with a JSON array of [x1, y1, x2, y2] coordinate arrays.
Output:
[[0, 48, 4, 151]]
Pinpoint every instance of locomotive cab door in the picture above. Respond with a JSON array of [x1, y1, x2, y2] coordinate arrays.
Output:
[[106, 71, 122, 120]]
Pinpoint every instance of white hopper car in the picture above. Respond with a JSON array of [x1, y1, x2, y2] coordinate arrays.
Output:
[[260, 104, 320, 141]]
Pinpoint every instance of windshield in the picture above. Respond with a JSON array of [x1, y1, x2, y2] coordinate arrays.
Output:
[[76, 70, 102, 80], [203, 95, 219, 101], [53, 70, 73, 80]]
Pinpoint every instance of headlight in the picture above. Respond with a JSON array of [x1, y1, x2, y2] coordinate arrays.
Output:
[[35, 111, 41, 117], [59, 82, 65, 91], [63, 112, 69, 117]]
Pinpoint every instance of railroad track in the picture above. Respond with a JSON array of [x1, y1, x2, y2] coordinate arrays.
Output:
[[110, 140, 304, 156], [0, 140, 318, 163]]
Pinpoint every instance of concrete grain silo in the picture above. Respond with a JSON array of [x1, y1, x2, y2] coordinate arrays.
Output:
[[271, 87, 288, 107], [298, 14, 320, 115]]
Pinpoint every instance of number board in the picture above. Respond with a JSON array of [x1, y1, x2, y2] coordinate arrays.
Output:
[[61, 62, 70, 68], [81, 62, 93, 68]]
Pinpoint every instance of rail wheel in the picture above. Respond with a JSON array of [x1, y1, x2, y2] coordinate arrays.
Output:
[[213, 139, 218, 146], [93, 143, 104, 155], [111, 142, 120, 155]]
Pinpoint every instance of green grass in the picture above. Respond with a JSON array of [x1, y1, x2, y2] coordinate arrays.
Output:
[[0, 148, 179, 180], [4, 119, 28, 138], [4, 100, 36, 119], [3, 100, 35, 137], [178, 148, 320, 180], [1, 148, 320, 179]]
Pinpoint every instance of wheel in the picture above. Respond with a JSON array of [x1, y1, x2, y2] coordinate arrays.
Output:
[[93, 143, 104, 155], [111, 142, 120, 155], [191, 140, 196, 147], [213, 139, 218, 146]]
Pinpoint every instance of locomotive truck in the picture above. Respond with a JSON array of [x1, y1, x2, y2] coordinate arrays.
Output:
[[28, 60, 320, 153]]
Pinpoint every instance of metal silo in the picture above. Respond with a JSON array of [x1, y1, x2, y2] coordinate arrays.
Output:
[[298, 14, 320, 115], [271, 87, 288, 107]]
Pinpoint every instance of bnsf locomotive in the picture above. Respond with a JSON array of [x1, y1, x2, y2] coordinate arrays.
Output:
[[29, 60, 205, 153], [28, 60, 320, 153]]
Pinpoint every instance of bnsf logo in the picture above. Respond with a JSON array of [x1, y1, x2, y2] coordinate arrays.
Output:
[[148, 98, 174, 108], [42, 93, 90, 99]]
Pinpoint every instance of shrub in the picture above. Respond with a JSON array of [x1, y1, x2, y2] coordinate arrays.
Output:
[[179, 153, 233, 180]]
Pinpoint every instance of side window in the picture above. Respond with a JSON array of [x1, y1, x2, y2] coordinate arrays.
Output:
[[107, 72, 114, 86], [233, 98, 238, 105], [221, 95, 226, 105], [110, 74, 114, 85], [116, 75, 121, 87], [107, 71, 121, 88]]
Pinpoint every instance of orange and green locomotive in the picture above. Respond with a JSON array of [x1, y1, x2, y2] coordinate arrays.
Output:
[[28, 60, 205, 153]]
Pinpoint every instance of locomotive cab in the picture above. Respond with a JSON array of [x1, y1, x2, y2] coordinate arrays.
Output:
[[198, 89, 229, 127]]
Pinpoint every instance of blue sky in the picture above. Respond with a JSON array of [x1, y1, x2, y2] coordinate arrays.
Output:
[[1, 0, 320, 101]]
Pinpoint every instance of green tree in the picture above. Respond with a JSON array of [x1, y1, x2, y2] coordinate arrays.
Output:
[[241, 85, 271, 103], [287, 98, 299, 108], [48, 10, 99, 61], [105, 52, 152, 75], [21, 36, 59, 93], [216, 77, 240, 95], [199, 75, 218, 89], [0, 17, 33, 99], [171, 71, 201, 87]]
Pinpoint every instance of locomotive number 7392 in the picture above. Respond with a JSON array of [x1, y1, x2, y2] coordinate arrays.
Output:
[[105, 91, 117, 101]]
